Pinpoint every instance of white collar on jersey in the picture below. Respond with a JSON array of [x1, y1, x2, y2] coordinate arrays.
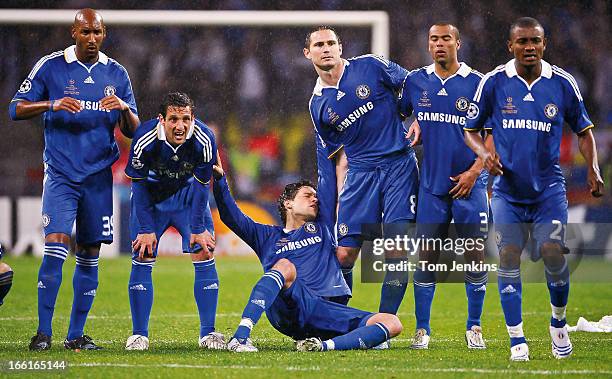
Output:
[[504, 58, 552, 79], [425, 62, 472, 77], [156, 120, 195, 141], [64, 45, 109, 65], [312, 59, 350, 96]]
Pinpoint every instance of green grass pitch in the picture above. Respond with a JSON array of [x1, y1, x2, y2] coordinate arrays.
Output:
[[0, 255, 611, 378]]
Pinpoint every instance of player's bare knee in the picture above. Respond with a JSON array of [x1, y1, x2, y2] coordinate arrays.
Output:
[[191, 249, 214, 262], [76, 243, 101, 257], [134, 256, 155, 263], [541, 242, 564, 267], [0, 262, 12, 275], [272, 258, 296, 288], [368, 313, 403, 337], [499, 246, 521, 268], [45, 233, 71, 245], [336, 246, 359, 267]]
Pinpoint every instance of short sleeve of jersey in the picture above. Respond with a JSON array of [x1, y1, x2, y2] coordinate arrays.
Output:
[[556, 69, 594, 134], [12, 55, 53, 103], [116, 65, 138, 115], [193, 122, 217, 184], [465, 73, 496, 131], [398, 72, 415, 118], [125, 123, 155, 179], [363, 54, 409, 91]]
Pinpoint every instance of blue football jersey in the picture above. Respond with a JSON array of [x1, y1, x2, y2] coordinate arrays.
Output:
[[465, 60, 593, 203], [214, 176, 350, 298], [309, 55, 413, 169], [10, 45, 138, 182], [125, 118, 216, 204], [400, 63, 487, 195]]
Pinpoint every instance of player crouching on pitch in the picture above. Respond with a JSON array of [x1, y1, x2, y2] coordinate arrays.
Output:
[[212, 154, 402, 352], [124, 92, 224, 351]]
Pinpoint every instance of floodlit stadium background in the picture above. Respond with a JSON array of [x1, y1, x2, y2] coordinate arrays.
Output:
[[0, 1, 610, 257]]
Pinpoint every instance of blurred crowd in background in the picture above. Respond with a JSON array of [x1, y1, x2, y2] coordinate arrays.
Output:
[[1, 0, 610, 213]]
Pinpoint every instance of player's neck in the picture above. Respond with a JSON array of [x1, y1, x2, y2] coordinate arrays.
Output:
[[317, 60, 345, 87], [515, 61, 542, 85], [76, 50, 99, 64], [435, 60, 460, 79], [284, 217, 306, 231]]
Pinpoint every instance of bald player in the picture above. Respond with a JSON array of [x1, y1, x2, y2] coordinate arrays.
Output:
[[9, 8, 139, 351]]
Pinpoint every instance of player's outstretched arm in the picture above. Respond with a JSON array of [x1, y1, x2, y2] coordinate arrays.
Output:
[[577, 129, 605, 197], [212, 154, 272, 253], [11, 98, 82, 120]]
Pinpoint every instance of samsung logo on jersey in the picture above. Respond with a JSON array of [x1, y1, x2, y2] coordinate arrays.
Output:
[[275, 236, 322, 255], [417, 112, 466, 126], [502, 119, 551, 132], [79, 100, 111, 113], [338, 101, 374, 131]]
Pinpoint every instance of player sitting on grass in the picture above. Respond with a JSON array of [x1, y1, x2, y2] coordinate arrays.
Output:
[[0, 243, 13, 306], [212, 155, 402, 352], [124, 92, 224, 351]]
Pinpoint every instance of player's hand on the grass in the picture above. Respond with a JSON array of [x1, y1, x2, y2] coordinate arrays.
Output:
[[52, 97, 82, 114], [190, 231, 215, 252], [449, 170, 479, 199], [482, 151, 503, 176], [100, 94, 129, 112], [133, 233, 157, 259], [212, 151, 225, 180], [405, 119, 421, 147], [587, 167, 605, 197]]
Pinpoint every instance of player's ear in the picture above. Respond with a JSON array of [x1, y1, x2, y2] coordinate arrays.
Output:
[[338, 43, 342, 55], [284, 199, 292, 211], [542, 37, 547, 51], [456, 39, 461, 51], [303, 47, 311, 60], [507, 40, 513, 53], [158, 114, 165, 126], [71, 26, 76, 40]]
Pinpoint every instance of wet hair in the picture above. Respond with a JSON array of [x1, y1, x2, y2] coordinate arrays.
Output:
[[305, 26, 341, 49], [509, 17, 544, 39], [430, 22, 460, 40], [159, 92, 195, 118], [278, 180, 316, 224]]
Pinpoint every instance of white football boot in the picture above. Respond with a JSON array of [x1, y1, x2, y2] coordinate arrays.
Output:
[[296, 337, 324, 352], [550, 325, 573, 359], [125, 335, 149, 351], [510, 342, 530, 361], [227, 337, 258, 353], [199, 331, 226, 350], [465, 325, 486, 349], [410, 328, 430, 349]]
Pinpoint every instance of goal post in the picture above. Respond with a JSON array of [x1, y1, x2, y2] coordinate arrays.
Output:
[[0, 9, 390, 56]]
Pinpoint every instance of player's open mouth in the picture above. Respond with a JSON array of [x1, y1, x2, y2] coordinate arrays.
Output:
[[174, 131, 185, 138]]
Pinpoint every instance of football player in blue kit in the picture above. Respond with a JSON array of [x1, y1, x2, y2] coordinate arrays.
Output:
[[399, 23, 491, 350], [305, 26, 419, 315], [464, 17, 605, 361], [212, 157, 402, 352], [9, 9, 139, 351], [0, 243, 13, 307], [124, 92, 224, 351]]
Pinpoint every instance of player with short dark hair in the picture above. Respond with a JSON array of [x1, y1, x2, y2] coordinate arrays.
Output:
[[399, 23, 491, 350], [0, 243, 13, 307], [213, 158, 402, 352], [464, 17, 604, 361], [124, 92, 224, 351], [304, 26, 419, 316], [9, 8, 139, 351]]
